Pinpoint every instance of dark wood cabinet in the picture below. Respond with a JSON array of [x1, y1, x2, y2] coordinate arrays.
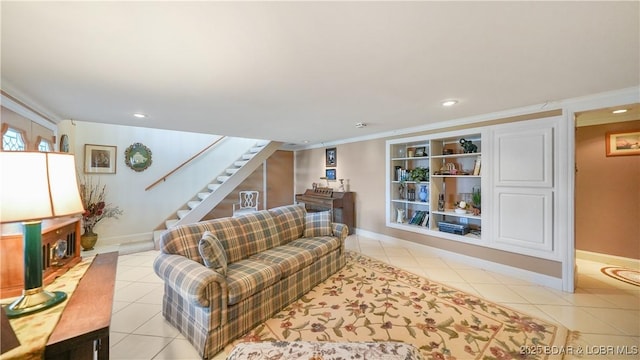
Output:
[[296, 189, 355, 234]]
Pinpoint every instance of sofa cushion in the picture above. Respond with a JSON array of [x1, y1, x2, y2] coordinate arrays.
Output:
[[235, 210, 282, 255], [207, 217, 253, 264], [303, 211, 332, 237], [226, 259, 282, 305], [160, 216, 245, 264], [288, 236, 341, 259], [198, 231, 228, 276], [269, 204, 306, 245], [250, 245, 316, 277]]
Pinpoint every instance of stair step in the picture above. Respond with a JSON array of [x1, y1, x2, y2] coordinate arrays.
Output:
[[119, 240, 155, 255], [158, 140, 275, 231], [165, 219, 179, 228], [153, 230, 165, 250]]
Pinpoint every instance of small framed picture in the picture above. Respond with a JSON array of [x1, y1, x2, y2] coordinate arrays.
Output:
[[84, 144, 117, 174], [325, 147, 337, 167], [606, 130, 640, 157], [415, 147, 426, 157], [325, 168, 337, 180]]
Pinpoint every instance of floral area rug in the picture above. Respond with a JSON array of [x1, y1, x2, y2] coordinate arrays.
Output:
[[601, 266, 640, 287], [228, 252, 571, 359]]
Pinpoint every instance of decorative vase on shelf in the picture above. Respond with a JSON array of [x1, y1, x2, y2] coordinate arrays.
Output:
[[81, 230, 98, 251], [418, 185, 428, 202], [396, 209, 405, 223]]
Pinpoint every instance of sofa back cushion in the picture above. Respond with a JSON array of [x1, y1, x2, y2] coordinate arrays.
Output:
[[233, 210, 282, 256], [160, 216, 245, 264], [160, 210, 283, 264], [268, 204, 306, 244]]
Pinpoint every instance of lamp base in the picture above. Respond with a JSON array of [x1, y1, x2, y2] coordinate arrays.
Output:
[[4, 287, 67, 318]]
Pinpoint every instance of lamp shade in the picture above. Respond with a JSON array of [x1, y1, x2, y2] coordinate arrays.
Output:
[[0, 152, 84, 223]]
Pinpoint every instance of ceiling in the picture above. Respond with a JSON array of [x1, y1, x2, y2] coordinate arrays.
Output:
[[2, 2, 639, 148]]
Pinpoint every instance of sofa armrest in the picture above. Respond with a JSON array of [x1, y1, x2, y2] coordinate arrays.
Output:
[[332, 222, 349, 241], [154, 253, 228, 310]]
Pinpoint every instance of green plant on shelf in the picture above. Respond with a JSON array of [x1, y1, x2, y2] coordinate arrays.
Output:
[[409, 167, 429, 182], [471, 187, 481, 215], [472, 187, 481, 208]]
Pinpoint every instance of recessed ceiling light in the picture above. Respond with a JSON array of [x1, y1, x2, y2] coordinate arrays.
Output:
[[133, 113, 147, 119], [441, 100, 458, 107], [612, 109, 628, 114]]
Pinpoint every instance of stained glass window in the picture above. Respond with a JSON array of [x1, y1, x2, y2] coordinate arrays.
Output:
[[2, 128, 26, 151], [38, 138, 52, 152]]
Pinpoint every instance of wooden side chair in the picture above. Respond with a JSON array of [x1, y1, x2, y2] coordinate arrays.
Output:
[[232, 191, 259, 217]]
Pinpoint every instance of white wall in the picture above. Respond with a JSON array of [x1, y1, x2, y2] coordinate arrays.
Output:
[[68, 120, 258, 246]]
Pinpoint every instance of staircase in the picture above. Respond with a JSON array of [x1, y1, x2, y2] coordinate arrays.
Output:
[[153, 140, 282, 248]]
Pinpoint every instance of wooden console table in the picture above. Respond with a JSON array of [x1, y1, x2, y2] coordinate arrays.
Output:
[[45, 252, 118, 360]]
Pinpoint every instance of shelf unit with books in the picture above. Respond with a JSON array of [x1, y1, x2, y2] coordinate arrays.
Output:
[[389, 139, 431, 231], [386, 130, 485, 244], [430, 134, 482, 239]]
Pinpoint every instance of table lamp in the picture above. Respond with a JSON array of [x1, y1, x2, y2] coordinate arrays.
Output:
[[0, 152, 85, 318]]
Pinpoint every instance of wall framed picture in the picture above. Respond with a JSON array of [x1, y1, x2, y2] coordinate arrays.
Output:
[[84, 144, 117, 173], [325, 147, 337, 167], [605, 130, 640, 157], [325, 168, 337, 180], [124, 142, 153, 172]]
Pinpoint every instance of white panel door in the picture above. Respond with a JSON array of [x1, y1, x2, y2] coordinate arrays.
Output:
[[494, 126, 553, 188], [491, 118, 558, 260], [494, 188, 554, 253]]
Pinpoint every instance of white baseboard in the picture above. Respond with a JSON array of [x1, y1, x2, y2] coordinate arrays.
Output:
[[576, 250, 640, 269], [81, 232, 155, 257], [97, 232, 153, 246], [354, 229, 564, 291]]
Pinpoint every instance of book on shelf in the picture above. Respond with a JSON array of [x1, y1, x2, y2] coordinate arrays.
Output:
[[408, 210, 430, 227], [473, 156, 481, 176], [396, 167, 408, 182], [420, 211, 430, 227]]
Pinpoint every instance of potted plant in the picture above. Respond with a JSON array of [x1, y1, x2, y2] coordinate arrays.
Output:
[[471, 187, 481, 215], [79, 176, 123, 250], [409, 167, 429, 182]]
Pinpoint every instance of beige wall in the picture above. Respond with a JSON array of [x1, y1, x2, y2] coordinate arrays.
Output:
[[295, 111, 565, 278], [576, 120, 640, 259]]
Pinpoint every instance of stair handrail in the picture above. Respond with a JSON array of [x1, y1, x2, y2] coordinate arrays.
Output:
[[145, 136, 226, 191]]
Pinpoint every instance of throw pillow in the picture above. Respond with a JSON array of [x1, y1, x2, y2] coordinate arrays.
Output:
[[303, 211, 333, 237], [198, 231, 228, 276]]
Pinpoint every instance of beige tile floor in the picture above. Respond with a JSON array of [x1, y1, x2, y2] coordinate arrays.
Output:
[[105, 235, 639, 359]]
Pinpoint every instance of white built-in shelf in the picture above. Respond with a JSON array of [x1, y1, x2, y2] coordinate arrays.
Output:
[[391, 156, 429, 161], [391, 199, 430, 206], [431, 210, 481, 220], [431, 153, 481, 159], [431, 175, 480, 178]]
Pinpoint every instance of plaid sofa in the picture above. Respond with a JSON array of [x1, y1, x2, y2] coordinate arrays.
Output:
[[153, 204, 348, 359]]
